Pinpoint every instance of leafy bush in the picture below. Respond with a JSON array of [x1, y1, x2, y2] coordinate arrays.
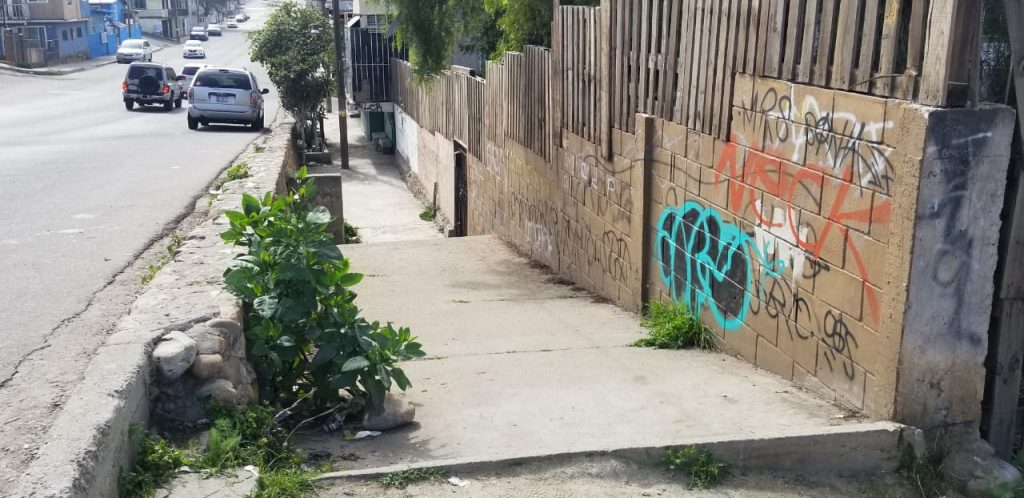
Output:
[[664, 446, 729, 489], [634, 301, 715, 350], [221, 167, 424, 416]]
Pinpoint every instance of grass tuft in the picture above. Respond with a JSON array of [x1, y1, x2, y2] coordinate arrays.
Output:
[[419, 206, 436, 222], [664, 446, 729, 489], [211, 162, 251, 191], [634, 301, 715, 350], [377, 468, 448, 489], [344, 221, 361, 244], [141, 234, 183, 285]]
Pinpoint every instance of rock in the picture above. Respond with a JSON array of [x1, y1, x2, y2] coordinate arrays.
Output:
[[191, 354, 224, 379], [942, 440, 1022, 497], [197, 378, 239, 404], [152, 331, 198, 381], [207, 317, 243, 340], [185, 325, 229, 355], [363, 393, 415, 431]]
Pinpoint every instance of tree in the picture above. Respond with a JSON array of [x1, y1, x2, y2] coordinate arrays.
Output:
[[249, 3, 333, 147], [380, 0, 598, 78], [197, 0, 233, 18]]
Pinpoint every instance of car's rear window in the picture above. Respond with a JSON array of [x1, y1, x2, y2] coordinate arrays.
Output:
[[127, 66, 163, 79], [193, 71, 251, 90], [182, 66, 201, 75], [122, 40, 143, 48]]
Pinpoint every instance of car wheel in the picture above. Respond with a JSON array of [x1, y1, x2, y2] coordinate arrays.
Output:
[[174, 95, 182, 108], [124, 100, 134, 111], [164, 99, 173, 111], [187, 114, 199, 130]]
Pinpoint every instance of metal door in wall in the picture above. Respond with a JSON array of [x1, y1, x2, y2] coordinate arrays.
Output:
[[454, 147, 468, 237]]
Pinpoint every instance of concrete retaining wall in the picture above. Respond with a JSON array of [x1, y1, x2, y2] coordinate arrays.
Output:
[[13, 118, 296, 497]]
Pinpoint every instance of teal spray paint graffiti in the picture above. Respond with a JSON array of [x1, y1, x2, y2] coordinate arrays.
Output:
[[654, 201, 785, 331]]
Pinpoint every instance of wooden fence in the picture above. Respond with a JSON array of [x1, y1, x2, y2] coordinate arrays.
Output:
[[395, 0, 979, 150], [391, 60, 486, 160], [580, 0, 980, 138]]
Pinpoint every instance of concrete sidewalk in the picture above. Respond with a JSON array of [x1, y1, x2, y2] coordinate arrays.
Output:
[[319, 111, 442, 243], [299, 236, 909, 479]]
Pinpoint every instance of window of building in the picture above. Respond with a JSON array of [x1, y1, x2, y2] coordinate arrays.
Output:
[[61, 30, 68, 41], [76, 27, 83, 37]]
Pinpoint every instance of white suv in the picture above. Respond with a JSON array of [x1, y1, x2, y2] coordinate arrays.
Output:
[[187, 67, 269, 131]]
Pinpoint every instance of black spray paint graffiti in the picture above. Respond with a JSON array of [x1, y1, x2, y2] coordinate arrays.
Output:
[[562, 221, 632, 285], [736, 87, 894, 196], [822, 310, 859, 380]]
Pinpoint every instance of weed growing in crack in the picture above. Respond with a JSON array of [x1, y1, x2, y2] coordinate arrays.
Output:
[[211, 162, 251, 191], [377, 468, 447, 489], [120, 404, 318, 497], [344, 221, 361, 244], [633, 301, 715, 350], [254, 144, 266, 153], [419, 206, 436, 222], [141, 234, 183, 285], [664, 446, 729, 489]]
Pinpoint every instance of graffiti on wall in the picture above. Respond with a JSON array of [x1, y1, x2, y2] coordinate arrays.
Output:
[[652, 84, 899, 388], [655, 201, 785, 330]]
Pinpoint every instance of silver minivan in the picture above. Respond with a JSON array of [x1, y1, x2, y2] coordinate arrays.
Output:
[[186, 67, 269, 131]]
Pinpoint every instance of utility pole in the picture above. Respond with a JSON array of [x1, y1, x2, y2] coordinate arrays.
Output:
[[331, 0, 349, 170], [331, 0, 348, 243]]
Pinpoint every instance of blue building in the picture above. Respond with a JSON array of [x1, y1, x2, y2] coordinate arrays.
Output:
[[85, 0, 140, 58]]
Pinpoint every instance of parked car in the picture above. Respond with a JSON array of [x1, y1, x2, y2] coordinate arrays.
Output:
[[235, 14, 248, 22], [182, 40, 206, 59], [115, 39, 152, 63], [122, 62, 184, 111], [179, 63, 208, 89], [189, 26, 209, 41], [187, 67, 269, 131], [226, 19, 238, 28], [207, 23, 222, 36]]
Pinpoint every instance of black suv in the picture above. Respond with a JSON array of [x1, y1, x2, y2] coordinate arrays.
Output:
[[122, 62, 184, 111]]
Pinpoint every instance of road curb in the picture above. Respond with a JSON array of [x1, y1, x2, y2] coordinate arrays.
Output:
[[12, 114, 296, 498], [315, 422, 921, 483]]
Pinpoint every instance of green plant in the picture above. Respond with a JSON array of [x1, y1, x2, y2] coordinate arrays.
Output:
[[119, 425, 193, 498], [633, 301, 715, 350], [212, 162, 251, 191], [663, 446, 728, 490], [344, 221, 361, 244], [221, 167, 425, 416], [198, 418, 242, 471], [897, 445, 947, 498], [419, 206, 436, 221], [121, 404, 319, 497], [142, 234, 184, 284], [254, 144, 266, 153], [252, 467, 318, 497], [377, 468, 447, 489]]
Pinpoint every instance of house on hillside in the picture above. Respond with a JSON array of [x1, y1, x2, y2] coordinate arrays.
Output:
[[132, 0, 203, 41], [86, 0, 141, 58], [1, 0, 31, 62], [1, 0, 90, 66]]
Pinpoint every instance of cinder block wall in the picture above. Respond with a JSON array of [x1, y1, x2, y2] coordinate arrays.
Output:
[[394, 71, 1015, 429], [643, 75, 928, 413]]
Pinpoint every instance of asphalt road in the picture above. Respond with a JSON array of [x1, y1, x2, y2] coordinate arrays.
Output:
[[0, 6, 279, 384]]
